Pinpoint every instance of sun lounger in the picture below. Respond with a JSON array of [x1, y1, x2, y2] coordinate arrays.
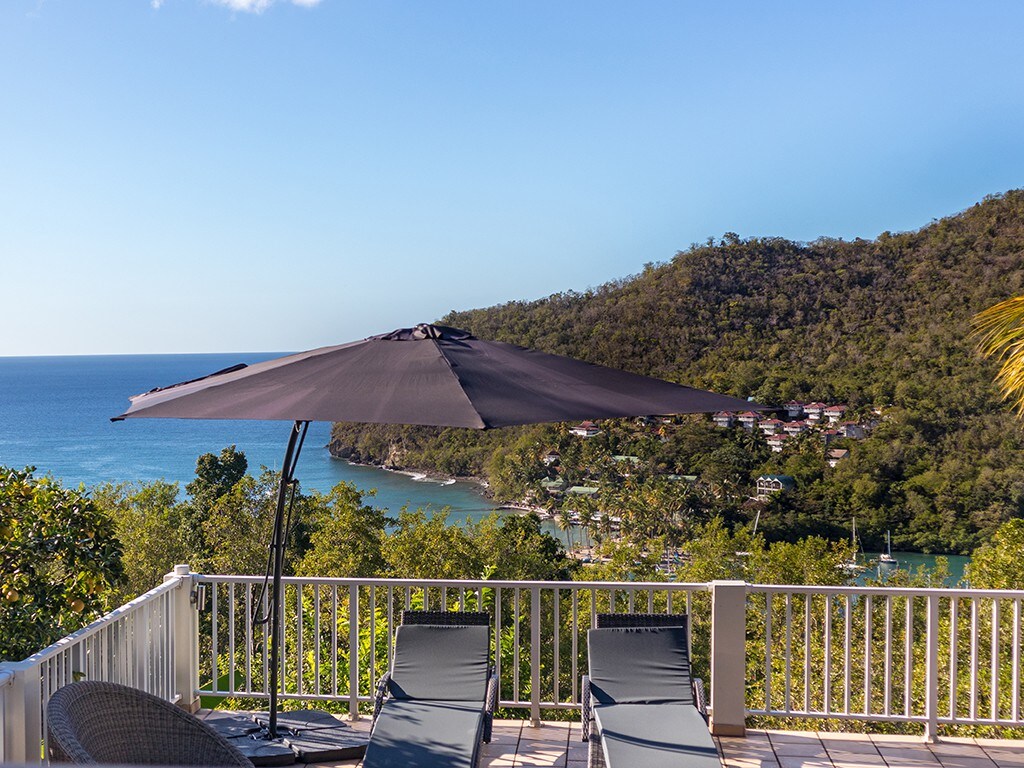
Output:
[[582, 613, 718, 768], [363, 611, 496, 768]]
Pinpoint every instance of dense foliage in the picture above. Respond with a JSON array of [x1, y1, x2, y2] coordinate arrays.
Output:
[[0, 468, 124, 661], [332, 191, 1024, 553]]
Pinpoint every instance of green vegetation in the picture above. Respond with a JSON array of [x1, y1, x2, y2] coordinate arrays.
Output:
[[0, 468, 124, 661], [333, 191, 1024, 554]]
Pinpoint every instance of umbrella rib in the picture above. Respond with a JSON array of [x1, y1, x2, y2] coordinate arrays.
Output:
[[431, 341, 487, 429]]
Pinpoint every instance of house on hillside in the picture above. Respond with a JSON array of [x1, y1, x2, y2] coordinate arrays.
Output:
[[542, 450, 561, 466], [759, 418, 785, 435], [756, 474, 795, 501], [827, 448, 850, 468], [824, 405, 848, 424], [737, 411, 760, 430], [541, 477, 567, 494], [783, 420, 810, 436], [804, 403, 827, 422], [570, 421, 601, 438], [784, 401, 806, 419], [767, 434, 789, 453], [566, 485, 599, 496], [713, 411, 736, 428], [840, 422, 866, 439]]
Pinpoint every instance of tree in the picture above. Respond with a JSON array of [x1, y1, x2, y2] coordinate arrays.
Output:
[[181, 445, 249, 560], [298, 483, 391, 578], [0, 468, 124, 661], [974, 296, 1024, 414], [965, 518, 1024, 589], [473, 512, 577, 581], [93, 480, 187, 602], [385, 510, 483, 579]]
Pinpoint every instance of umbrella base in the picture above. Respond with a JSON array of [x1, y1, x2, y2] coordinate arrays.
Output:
[[206, 710, 368, 766]]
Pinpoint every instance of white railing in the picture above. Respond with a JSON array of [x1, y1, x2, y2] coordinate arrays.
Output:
[[5, 569, 1024, 763], [746, 584, 1024, 740], [194, 575, 712, 726], [0, 566, 197, 764]]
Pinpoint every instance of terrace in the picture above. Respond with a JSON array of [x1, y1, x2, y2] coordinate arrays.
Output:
[[3, 569, 1024, 764]]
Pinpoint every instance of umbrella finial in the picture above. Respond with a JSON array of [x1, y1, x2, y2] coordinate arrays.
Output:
[[382, 324, 476, 341]]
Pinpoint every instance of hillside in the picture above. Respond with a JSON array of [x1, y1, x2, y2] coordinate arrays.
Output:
[[331, 191, 1024, 554]]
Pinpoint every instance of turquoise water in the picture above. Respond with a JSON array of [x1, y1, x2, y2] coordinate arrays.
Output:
[[859, 551, 970, 587], [0, 354, 497, 521]]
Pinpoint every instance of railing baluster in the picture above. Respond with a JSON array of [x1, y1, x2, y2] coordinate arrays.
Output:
[[949, 597, 959, 720], [970, 597, 979, 721], [803, 594, 811, 713], [245, 583, 252, 693], [1013, 598, 1021, 722], [844, 593, 852, 715], [784, 592, 792, 713], [553, 587, 560, 704], [571, 588, 579, 703], [228, 583, 236, 695], [883, 595, 892, 716], [823, 594, 831, 715], [332, 584, 339, 698], [992, 598, 1000, 721], [904, 596, 913, 717], [211, 583, 219, 695], [765, 593, 773, 712], [864, 595, 872, 715], [315, 584, 322, 697]]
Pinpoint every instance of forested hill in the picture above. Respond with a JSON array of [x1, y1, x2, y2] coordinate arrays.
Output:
[[444, 192, 1024, 409], [332, 191, 1024, 553]]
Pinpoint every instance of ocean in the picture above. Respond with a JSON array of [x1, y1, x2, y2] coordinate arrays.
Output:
[[0, 353, 497, 520]]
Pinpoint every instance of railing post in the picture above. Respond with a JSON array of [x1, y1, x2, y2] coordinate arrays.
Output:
[[349, 584, 360, 720], [530, 585, 542, 727], [925, 593, 940, 743], [165, 564, 199, 711], [710, 580, 747, 736], [1, 661, 42, 764]]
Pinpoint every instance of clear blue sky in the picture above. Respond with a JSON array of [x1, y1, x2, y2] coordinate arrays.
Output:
[[3, 1, 1024, 356]]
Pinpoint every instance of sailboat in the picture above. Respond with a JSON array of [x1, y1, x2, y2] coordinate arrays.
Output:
[[879, 530, 897, 565], [840, 518, 865, 574]]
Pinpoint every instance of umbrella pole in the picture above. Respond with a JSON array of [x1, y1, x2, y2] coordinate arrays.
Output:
[[267, 420, 309, 739]]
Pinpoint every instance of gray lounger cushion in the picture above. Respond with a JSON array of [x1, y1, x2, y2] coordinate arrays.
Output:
[[363, 699, 485, 768], [593, 703, 719, 768], [587, 626, 694, 705], [388, 624, 490, 701]]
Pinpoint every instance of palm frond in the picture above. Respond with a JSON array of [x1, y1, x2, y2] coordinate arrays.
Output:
[[972, 296, 1024, 415]]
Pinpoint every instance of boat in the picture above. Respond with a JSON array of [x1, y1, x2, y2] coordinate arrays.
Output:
[[839, 518, 865, 574], [879, 530, 897, 565]]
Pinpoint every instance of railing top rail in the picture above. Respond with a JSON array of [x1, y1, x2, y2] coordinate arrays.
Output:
[[15, 575, 186, 666], [748, 583, 1024, 599], [0, 668, 14, 686], [195, 574, 710, 590]]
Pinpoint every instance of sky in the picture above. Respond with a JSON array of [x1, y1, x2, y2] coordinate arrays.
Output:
[[2, 1, 1024, 356]]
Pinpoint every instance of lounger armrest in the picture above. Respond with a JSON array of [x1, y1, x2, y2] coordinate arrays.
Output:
[[483, 671, 498, 743], [694, 677, 707, 720], [581, 675, 593, 742], [372, 671, 392, 728]]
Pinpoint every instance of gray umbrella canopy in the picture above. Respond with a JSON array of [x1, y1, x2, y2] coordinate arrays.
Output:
[[113, 324, 759, 426]]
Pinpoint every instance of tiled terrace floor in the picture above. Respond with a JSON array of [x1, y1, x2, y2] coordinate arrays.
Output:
[[228, 714, 1024, 768]]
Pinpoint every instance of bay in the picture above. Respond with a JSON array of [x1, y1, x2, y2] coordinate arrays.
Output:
[[0, 353, 497, 521]]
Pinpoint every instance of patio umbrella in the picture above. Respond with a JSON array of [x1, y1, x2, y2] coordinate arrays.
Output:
[[113, 323, 764, 737]]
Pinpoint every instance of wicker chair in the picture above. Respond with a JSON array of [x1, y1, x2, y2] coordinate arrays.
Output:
[[47, 681, 253, 766], [581, 613, 717, 768]]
